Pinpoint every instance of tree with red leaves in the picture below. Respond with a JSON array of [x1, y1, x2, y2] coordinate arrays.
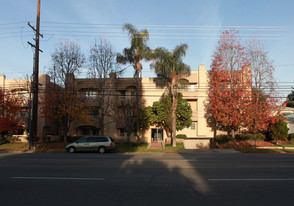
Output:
[[0, 89, 22, 140], [245, 89, 278, 135], [206, 30, 252, 138], [245, 39, 280, 140], [206, 30, 280, 139]]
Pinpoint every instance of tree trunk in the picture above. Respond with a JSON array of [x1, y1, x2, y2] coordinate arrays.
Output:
[[100, 116, 104, 136], [171, 95, 177, 147], [100, 92, 105, 136], [127, 133, 131, 144], [231, 129, 235, 139], [136, 72, 140, 144], [63, 131, 68, 145]]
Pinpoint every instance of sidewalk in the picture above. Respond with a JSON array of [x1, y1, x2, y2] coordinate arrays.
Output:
[[178, 149, 240, 154], [257, 146, 294, 150]]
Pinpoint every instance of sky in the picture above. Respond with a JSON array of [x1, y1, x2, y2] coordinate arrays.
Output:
[[1, 0, 294, 97]]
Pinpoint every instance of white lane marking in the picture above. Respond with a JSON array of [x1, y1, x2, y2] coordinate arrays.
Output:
[[11, 177, 105, 181], [208, 178, 294, 181]]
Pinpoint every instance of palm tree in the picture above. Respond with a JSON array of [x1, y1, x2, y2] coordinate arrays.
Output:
[[151, 44, 191, 147], [117, 23, 150, 143]]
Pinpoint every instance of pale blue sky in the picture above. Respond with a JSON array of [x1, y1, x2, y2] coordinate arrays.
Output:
[[1, 0, 294, 97]]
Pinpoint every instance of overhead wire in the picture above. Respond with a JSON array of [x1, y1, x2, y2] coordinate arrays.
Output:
[[2, 22, 294, 39]]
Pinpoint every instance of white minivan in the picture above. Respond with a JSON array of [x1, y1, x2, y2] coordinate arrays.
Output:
[[66, 136, 115, 153]]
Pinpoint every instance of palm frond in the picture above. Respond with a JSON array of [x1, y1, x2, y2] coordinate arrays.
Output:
[[173, 44, 188, 60]]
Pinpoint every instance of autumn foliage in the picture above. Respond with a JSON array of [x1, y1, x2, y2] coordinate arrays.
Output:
[[41, 83, 89, 144], [0, 89, 22, 135], [206, 30, 279, 138]]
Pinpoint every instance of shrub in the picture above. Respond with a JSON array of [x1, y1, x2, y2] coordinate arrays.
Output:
[[176, 134, 187, 139], [265, 118, 289, 141], [0, 135, 19, 144], [235, 133, 265, 141], [288, 133, 294, 141], [235, 134, 250, 141], [215, 135, 232, 144]]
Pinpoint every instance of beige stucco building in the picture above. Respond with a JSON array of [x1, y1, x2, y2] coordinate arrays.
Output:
[[0, 73, 53, 141], [0, 65, 214, 148]]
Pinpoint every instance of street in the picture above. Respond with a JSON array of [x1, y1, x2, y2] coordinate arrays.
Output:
[[0, 151, 294, 206]]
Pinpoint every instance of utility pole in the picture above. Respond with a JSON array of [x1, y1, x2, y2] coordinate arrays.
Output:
[[28, 0, 43, 150]]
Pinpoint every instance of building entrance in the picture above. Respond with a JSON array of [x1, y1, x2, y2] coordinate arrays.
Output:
[[151, 128, 163, 142]]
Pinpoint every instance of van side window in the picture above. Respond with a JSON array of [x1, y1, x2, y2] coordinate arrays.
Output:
[[86, 137, 97, 142], [100, 137, 108, 142], [85, 136, 109, 142], [77, 138, 87, 143]]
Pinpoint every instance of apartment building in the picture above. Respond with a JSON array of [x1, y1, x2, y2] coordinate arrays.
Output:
[[0, 74, 55, 141], [0, 65, 214, 147], [66, 64, 213, 147]]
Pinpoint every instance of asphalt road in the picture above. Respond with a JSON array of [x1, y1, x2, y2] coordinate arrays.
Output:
[[1, 151, 294, 206]]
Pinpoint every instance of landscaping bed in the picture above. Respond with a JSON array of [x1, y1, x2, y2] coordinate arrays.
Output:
[[220, 141, 276, 149], [219, 140, 294, 153]]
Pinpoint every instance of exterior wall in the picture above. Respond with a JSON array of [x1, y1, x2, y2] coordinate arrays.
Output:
[[140, 65, 213, 146], [0, 74, 52, 140], [184, 139, 211, 149], [197, 65, 212, 138], [287, 122, 294, 134], [1, 64, 214, 147]]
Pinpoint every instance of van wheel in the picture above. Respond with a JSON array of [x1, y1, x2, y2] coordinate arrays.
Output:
[[98, 146, 106, 154], [68, 147, 76, 153]]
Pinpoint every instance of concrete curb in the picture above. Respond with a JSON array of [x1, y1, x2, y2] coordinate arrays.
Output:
[[178, 149, 240, 154], [257, 146, 294, 150]]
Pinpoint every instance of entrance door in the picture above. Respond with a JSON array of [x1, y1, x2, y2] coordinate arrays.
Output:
[[151, 128, 163, 142]]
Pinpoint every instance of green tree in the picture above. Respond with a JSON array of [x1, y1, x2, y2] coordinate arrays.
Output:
[[286, 90, 294, 108], [117, 23, 150, 143], [151, 44, 190, 146], [150, 93, 192, 142], [265, 117, 289, 142], [139, 106, 152, 131]]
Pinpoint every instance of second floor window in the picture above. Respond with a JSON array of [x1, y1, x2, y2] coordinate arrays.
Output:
[[85, 91, 97, 98]]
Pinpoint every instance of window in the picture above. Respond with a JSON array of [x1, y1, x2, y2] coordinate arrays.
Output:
[[119, 90, 126, 96], [99, 137, 108, 142], [185, 121, 196, 130], [131, 91, 136, 96], [86, 136, 108, 142], [84, 91, 97, 98], [18, 92, 30, 99], [125, 86, 136, 97], [83, 128, 90, 135], [77, 137, 87, 143], [188, 100, 197, 112], [93, 128, 99, 135], [188, 84, 196, 91], [120, 128, 125, 136], [178, 83, 196, 91], [191, 122, 196, 130], [87, 137, 97, 142]]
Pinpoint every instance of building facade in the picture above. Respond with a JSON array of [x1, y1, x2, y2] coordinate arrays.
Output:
[[0, 73, 53, 141], [0, 65, 214, 147]]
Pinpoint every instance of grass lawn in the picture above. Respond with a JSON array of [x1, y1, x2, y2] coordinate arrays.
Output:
[[114, 143, 183, 153], [114, 143, 149, 153], [0, 142, 184, 153], [278, 144, 294, 147], [0, 143, 29, 151]]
